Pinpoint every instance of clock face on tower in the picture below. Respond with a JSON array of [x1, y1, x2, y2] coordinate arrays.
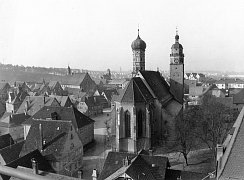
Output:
[[174, 58, 179, 64]]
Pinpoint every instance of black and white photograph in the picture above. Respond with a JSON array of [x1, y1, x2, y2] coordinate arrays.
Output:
[[0, 0, 244, 179]]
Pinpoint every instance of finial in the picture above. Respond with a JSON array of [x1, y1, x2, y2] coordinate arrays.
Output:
[[176, 26, 178, 35], [138, 24, 140, 36]]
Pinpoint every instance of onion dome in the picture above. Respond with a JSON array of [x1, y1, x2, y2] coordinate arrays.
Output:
[[131, 29, 146, 51], [171, 31, 183, 49]]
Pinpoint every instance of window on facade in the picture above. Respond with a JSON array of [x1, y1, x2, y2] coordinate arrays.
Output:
[[70, 134, 73, 140], [124, 110, 131, 138], [137, 110, 146, 137]]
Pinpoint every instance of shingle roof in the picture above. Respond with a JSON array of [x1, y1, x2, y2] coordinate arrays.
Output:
[[0, 141, 25, 164], [99, 151, 169, 180], [116, 77, 154, 103], [165, 169, 207, 180], [0, 134, 14, 149], [10, 166, 81, 180], [3, 150, 54, 180], [0, 113, 31, 126], [20, 120, 74, 160], [139, 71, 172, 103], [218, 107, 244, 180], [16, 96, 61, 116], [23, 106, 94, 129]]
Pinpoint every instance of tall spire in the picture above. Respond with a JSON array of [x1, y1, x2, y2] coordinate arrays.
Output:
[[175, 26, 179, 42], [137, 24, 140, 37]]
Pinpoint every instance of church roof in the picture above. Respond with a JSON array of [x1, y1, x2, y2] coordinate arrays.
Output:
[[139, 71, 173, 103], [117, 77, 154, 103]]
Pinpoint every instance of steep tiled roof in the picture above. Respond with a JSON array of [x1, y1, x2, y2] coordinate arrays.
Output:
[[49, 95, 73, 107], [139, 71, 172, 103], [165, 169, 207, 180], [23, 106, 94, 129], [116, 77, 154, 103], [0, 82, 10, 90], [0, 113, 31, 126], [99, 151, 169, 180], [0, 134, 14, 149], [218, 107, 244, 180], [11, 91, 29, 105], [0, 141, 25, 164], [3, 150, 54, 180], [16, 96, 61, 115], [20, 120, 74, 159], [10, 166, 81, 180]]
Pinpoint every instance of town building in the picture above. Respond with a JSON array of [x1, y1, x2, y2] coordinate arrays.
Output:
[[23, 106, 94, 146], [0, 113, 30, 141], [20, 120, 83, 176]]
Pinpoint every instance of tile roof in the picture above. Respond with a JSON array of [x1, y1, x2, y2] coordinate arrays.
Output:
[[0, 141, 25, 164], [0, 82, 10, 90], [218, 107, 244, 180], [165, 169, 207, 180], [10, 166, 81, 180], [11, 91, 29, 105], [49, 95, 73, 107], [98, 151, 169, 180], [3, 150, 55, 180], [116, 77, 154, 103], [20, 120, 74, 160], [0, 113, 31, 126], [16, 96, 61, 116], [0, 134, 14, 149], [139, 71, 173, 103], [23, 106, 94, 129]]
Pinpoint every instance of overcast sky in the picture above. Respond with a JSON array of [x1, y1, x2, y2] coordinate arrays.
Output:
[[0, 0, 244, 72]]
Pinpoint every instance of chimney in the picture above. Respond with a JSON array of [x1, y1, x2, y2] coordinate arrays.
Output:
[[8, 92, 12, 103], [92, 169, 98, 180], [78, 170, 83, 179], [39, 124, 43, 151], [149, 149, 153, 156], [123, 156, 130, 167], [216, 144, 224, 170], [31, 158, 38, 174]]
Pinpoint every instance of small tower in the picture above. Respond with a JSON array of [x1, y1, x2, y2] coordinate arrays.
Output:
[[67, 65, 71, 75], [170, 29, 184, 104], [131, 29, 146, 75]]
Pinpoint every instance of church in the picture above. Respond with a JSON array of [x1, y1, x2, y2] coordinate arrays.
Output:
[[112, 29, 184, 153]]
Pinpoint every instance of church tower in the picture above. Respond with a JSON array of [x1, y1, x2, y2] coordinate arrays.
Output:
[[131, 29, 146, 75], [170, 30, 184, 104]]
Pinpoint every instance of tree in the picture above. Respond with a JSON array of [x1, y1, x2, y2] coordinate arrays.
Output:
[[194, 94, 237, 162], [175, 107, 198, 165]]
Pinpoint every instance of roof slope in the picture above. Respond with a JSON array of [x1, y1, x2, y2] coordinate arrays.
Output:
[[99, 151, 169, 180], [0, 141, 25, 164], [20, 120, 73, 159], [2, 150, 54, 180], [23, 106, 94, 129], [0, 134, 14, 150], [117, 77, 154, 103], [139, 71, 172, 103], [218, 107, 244, 180]]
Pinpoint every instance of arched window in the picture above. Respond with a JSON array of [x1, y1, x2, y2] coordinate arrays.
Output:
[[124, 111, 131, 138], [137, 110, 146, 137]]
